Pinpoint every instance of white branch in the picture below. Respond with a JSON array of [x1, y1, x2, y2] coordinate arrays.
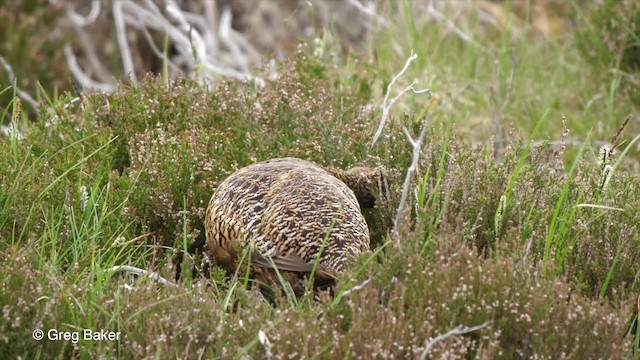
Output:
[[68, 13, 114, 84], [0, 55, 39, 114], [107, 264, 207, 303], [419, 321, 491, 360], [219, 7, 250, 74], [64, 45, 116, 93], [490, 51, 520, 160], [371, 50, 431, 147], [182, 11, 217, 50], [426, 1, 486, 52], [203, 0, 218, 36], [336, 277, 371, 303], [61, 0, 267, 90], [138, 25, 182, 74], [346, 0, 389, 28], [392, 114, 431, 247], [66, 0, 101, 27], [113, 0, 138, 85], [106, 265, 176, 287]]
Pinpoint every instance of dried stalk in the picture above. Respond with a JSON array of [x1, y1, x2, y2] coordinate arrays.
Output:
[[334, 277, 372, 304], [419, 321, 490, 359], [61, 0, 265, 92], [64, 45, 116, 93], [346, 0, 389, 27], [489, 50, 519, 161], [426, 1, 485, 51], [66, 0, 101, 28], [392, 114, 431, 247], [370, 50, 431, 147], [107, 265, 176, 287], [0, 55, 39, 114], [113, 0, 138, 84]]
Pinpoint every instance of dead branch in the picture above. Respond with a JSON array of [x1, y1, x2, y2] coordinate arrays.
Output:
[[489, 50, 519, 161], [609, 68, 640, 86], [106, 265, 176, 287], [66, 0, 101, 28], [113, 0, 138, 85], [370, 50, 431, 147], [139, 26, 181, 75], [531, 139, 609, 149], [0, 55, 40, 114], [346, 0, 389, 28], [60, 0, 265, 92], [426, 1, 485, 52], [392, 114, 431, 247], [64, 45, 116, 93], [419, 321, 491, 359], [335, 277, 372, 304]]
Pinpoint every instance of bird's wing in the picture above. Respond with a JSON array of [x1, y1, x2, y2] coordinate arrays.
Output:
[[250, 248, 337, 280]]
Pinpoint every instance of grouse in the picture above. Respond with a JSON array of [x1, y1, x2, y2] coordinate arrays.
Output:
[[205, 157, 385, 292]]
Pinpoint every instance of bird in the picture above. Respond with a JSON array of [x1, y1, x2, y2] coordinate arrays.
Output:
[[204, 157, 385, 294]]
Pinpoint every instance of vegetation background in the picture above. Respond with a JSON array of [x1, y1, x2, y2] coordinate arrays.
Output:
[[1, 0, 639, 358]]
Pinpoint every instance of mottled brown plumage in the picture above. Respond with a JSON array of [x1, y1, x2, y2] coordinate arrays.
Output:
[[205, 158, 384, 290], [326, 165, 387, 209]]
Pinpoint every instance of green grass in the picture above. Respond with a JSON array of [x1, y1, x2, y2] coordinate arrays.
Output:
[[1, 2, 640, 358], [543, 132, 588, 275]]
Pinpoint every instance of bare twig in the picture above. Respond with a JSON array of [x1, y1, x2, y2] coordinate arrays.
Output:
[[500, 52, 519, 116], [441, 83, 471, 112], [371, 50, 431, 147], [219, 7, 250, 74], [68, 19, 114, 85], [609, 68, 640, 86], [107, 264, 207, 303], [346, 0, 389, 27], [203, 0, 218, 35], [113, 0, 138, 85], [66, 0, 101, 27], [61, 0, 266, 91], [532, 139, 609, 149], [0, 123, 23, 140], [335, 277, 372, 303], [138, 25, 182, 75], [515, 229, 535, 277], [64, 45, 116, 92], [426, 1, 486, 52], [392, 113, 431, 247], [490, 51, 520, 161], [106, 265, 176, 287], [419, 321, 491, 360], [0, 55, 40, 114]]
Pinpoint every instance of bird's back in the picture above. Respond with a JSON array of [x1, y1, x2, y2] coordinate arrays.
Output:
[[205, 158, 370, 277]]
